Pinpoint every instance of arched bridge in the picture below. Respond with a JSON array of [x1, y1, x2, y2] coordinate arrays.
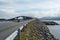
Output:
[[8, 16, 34, 21]]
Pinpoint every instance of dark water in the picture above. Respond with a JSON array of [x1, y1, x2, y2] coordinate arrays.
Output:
[[47, 21, 60, 40]]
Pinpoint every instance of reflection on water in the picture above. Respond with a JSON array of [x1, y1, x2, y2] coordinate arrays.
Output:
[[47, 21, 60, 40]]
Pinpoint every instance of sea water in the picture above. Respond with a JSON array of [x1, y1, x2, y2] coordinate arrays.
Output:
[[47, 20, 60, 40]]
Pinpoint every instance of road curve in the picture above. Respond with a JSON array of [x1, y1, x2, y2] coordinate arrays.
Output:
[[0, 20, 32, 40]]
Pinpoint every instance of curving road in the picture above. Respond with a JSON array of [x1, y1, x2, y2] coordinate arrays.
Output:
[[0, 20, 32, 40]]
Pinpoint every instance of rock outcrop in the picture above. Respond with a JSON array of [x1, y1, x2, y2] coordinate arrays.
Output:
[[42, 21, 59, 25]]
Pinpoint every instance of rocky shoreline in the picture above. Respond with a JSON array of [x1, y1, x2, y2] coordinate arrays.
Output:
[[14, 20, 57, 40], [30, 20, 57, 40]]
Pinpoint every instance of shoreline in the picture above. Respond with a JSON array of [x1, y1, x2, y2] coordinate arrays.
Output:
[[42, 21, 59, 25], [14, 20, 57, 40]]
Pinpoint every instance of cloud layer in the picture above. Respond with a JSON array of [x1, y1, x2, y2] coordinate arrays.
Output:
[[0, 0, 60, 18]]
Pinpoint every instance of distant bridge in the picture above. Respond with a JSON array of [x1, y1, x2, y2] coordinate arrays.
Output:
[[8, 16, 35, 21]]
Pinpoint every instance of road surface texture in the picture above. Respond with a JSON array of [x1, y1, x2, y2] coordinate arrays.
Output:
[[0, 20, 33, 40]]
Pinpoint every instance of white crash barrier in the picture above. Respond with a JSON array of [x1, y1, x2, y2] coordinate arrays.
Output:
[[5, 19, 33, 40], [5, 24, 26, 40]]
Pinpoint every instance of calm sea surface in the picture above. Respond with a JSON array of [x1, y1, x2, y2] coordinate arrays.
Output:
[[47, 20, 60, 40]]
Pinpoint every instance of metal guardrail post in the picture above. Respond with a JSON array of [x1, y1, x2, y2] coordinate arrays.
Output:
[[18, 29, 20, 40]]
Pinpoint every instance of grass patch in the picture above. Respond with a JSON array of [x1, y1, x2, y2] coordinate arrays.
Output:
[[14, 20, 39, 40]]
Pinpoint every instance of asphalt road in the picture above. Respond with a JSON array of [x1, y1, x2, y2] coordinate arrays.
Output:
[[0, 20, 33, 40]]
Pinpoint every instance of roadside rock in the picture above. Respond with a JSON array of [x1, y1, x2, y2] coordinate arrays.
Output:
[[15, 20, 57, 40]]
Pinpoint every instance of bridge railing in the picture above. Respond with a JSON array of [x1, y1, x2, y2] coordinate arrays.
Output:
[[5, 24, 27, 40], [5, 19, 34, 40]]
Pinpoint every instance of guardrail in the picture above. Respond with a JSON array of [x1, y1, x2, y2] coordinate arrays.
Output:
[[5, 19, 34, 40], [5, 24, 27, 40]]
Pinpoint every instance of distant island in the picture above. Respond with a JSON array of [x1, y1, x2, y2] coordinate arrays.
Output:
[[40, 17, 60, 20], [42, 21, 59, 25]]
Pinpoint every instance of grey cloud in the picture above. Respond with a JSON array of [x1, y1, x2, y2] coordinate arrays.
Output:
[[0, 1, 8, 5], [0, 11, 19, 19], [0, 0, 60, 18]]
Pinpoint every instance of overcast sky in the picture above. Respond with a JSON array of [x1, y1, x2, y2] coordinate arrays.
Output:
[[0, 0, 60, 19]]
